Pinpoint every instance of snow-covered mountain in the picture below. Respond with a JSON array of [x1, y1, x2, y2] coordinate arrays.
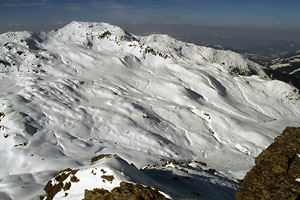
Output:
[[0, 21, 299, 200]]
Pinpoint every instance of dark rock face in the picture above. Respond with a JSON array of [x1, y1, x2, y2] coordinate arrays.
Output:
[[236, 127, 300, 200]]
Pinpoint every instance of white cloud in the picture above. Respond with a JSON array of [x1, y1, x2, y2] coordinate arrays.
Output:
[[8, 23, 20, 27], [53, 21, 66, 25], [4, 0, 49, 7], [65, 6, 81, 10], [168, 14, 178, 19]]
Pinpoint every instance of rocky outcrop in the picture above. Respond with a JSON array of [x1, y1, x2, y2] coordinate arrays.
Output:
[[236, 127, 300, 200], [40, 154, 173, 200], [83, 181, 170, 200]]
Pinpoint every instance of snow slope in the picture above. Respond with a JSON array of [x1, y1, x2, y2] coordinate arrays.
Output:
[[0, 21, 299, 199]]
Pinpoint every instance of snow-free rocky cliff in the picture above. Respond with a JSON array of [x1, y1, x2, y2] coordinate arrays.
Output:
[[0, 21, 299, 200]]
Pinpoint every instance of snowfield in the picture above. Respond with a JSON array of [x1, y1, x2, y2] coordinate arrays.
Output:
[[0, 21, 299, 200]]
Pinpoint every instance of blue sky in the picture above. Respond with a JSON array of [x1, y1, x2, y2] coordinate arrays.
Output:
[[1, 0, 300, 30]]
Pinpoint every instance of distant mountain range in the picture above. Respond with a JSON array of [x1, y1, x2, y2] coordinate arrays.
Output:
[[246, 40, 300, 57], [269, 50, 300, 79], [223, 40, 300, 66], [211, 40, 300, 90]]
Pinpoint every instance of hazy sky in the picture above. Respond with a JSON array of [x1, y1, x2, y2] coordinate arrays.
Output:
[[1, 0, 300, 48]]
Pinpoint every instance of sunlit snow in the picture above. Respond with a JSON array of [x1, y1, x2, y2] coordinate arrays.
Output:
[[0, 21, 299, 199]]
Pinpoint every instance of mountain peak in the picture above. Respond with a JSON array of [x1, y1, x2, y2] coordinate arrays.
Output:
[[63, 21, 123, 33], [52, 21, 132, 41]]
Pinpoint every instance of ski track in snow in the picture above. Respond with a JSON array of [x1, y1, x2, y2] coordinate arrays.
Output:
[[0, 21, 300, 200]]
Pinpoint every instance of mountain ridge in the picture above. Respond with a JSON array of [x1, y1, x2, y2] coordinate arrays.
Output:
[[0, 21, 299, 199]]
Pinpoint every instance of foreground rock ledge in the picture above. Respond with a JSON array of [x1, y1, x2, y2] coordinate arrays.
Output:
[[83, 181, 170, 200], [236, 126, 300, 200]]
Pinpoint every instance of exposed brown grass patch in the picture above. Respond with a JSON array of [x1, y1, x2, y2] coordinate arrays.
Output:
[[43, 168, 79, 200], [101, 175, 115, 182]]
